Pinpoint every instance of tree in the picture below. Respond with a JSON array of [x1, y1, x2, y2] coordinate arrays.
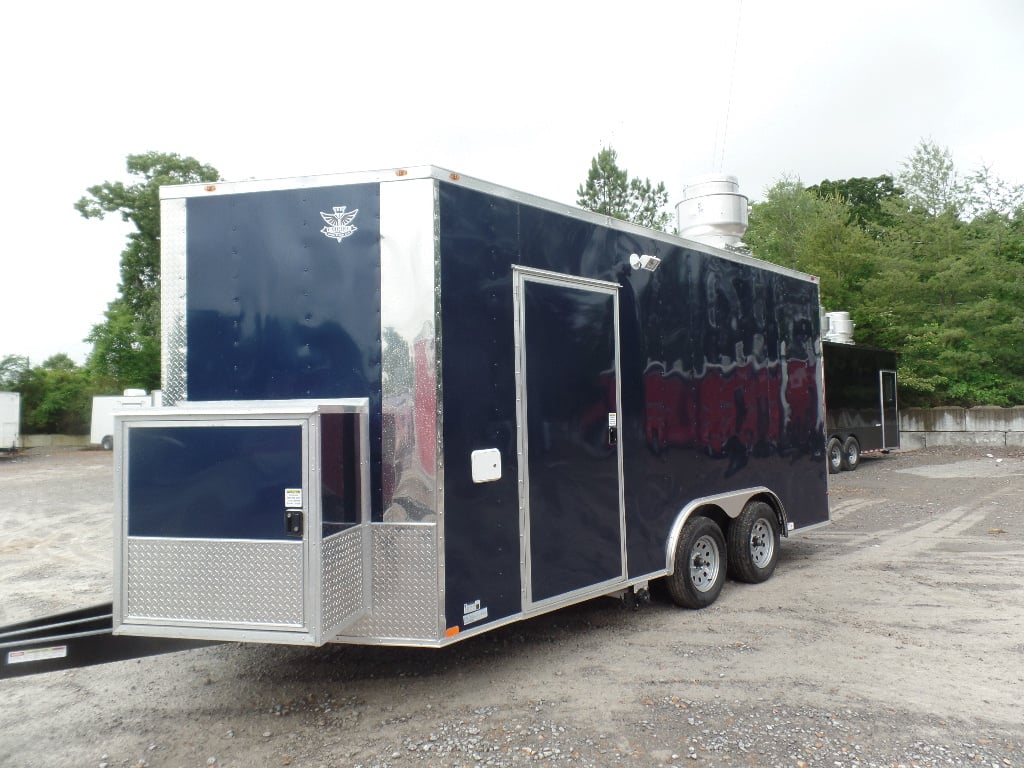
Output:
[[969, 163, 1024, 220], [77, 152, 220, 391], [0, 354, 28, 390], [857, 147, 1024, 406], [966, 165, 1024, 261], [806, 175, 902, 233], [15, 355, 93, 434], [743, 177, 819, 268], [744, 178, 880, 313], [577, 147, 672, 231], [747, 141, 1024, 407], [898, 138, 971, 218]]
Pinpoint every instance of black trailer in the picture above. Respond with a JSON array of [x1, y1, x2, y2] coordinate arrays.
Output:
[[822, 340, 899, 473], [3, 167, 830, 677]]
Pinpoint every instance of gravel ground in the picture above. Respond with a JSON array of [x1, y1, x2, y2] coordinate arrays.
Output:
[[0, 445, 1022, 768]]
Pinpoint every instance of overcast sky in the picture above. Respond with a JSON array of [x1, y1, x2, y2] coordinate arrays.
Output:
[[2, 0, 1022, 366]]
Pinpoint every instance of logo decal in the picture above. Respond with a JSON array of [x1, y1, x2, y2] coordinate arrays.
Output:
[[320, 205, 359, 243]]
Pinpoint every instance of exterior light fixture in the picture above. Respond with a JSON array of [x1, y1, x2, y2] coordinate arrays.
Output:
[[629, 253, 661, 272]]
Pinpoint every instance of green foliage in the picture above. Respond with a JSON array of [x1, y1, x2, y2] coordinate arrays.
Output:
[[744, 179, 880, 312], [78, 152, 220, 391], [86, 305, 160, 393], [969, 163, 1024, 220], [806, 175, 902, 232], [577, 147, 672, 231], [898, 138, 971, 218], [8, 355, 94, 434], [0, 354, 28, 390], [749, 139, 1024, 407]]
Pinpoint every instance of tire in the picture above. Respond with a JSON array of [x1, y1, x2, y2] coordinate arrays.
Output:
[[101, 435, 113, 451], [842, 436, 860, 471], [827, 437, 843, 474], [665, 516, 727, 609], [727, 500, 781, 583]]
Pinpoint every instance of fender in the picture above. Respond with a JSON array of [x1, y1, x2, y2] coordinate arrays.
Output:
[[664, 487, 789, 574]]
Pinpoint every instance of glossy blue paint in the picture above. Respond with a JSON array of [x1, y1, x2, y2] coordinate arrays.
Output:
[[183, 185, 384, 518], [127, 425, 302, 540], [437, 187, 522, 624], [523, 279, 622, 601], [437, 182, 826, 630], [162, 172, 826, 638]]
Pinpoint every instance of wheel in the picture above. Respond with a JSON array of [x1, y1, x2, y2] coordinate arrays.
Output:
[[842, 436, 860, 471], [665, 516, 727, 609], [827, 437, 843, 474], [101, 435, 113, 451], [727, 500, 781, 583]]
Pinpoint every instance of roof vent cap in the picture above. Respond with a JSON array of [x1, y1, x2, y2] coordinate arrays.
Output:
[[675, 174, 749, 247]]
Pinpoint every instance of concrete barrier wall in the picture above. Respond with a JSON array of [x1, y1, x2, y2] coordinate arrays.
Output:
[[12, 412, 1024, 453], [20, 434, 90, 449], [900, 407, 1024, 449]]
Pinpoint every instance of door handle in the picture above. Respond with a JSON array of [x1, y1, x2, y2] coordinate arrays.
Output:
[[285, 509, 304, 537]]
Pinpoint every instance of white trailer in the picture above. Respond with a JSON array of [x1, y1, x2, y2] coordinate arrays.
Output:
[[0, 392, 19, 453], [90, 390, 160, 450]]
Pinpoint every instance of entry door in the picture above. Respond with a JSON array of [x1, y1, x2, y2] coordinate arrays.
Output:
[[514, 267, 626, 609], [880, 369, 899, 449]]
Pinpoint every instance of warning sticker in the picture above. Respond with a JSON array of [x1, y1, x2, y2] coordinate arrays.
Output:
[[7, 645, 68, 665], [463, 599, 489, 626], [284, 488, 303, 508]]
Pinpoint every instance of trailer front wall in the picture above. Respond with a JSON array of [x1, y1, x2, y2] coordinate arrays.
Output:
[[437, 182, 827, 633], [162, 178, 444, 642], [168, 185, 384, 515]]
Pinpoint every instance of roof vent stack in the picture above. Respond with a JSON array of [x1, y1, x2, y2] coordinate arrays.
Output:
[[676, 174, 749, 248], [824, 311, 855, 344]]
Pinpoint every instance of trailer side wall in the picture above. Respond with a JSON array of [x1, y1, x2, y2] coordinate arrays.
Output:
[[436, 182, 827, 632]]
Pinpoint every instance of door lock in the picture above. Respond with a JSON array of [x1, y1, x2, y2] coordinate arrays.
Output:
[[285, 509, 304, 537]]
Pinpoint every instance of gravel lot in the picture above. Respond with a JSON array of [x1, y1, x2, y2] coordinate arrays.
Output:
[[1, 446, 1022, 768]]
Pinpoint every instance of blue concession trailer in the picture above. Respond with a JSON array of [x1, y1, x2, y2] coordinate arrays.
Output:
[[2, 168, 831, 674]]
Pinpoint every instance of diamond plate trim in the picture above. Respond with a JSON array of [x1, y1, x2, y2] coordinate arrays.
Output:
[[321, 527, 365, 632], [161, 198, 187, 405], [342, 524, 439, 641], [126, 538, 303, 626]]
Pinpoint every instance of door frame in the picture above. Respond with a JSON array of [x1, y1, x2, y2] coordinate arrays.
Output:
[[879, 368, 899, 449], [512, 266, 628, 614]]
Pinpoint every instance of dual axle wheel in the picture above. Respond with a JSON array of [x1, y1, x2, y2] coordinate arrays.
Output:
[[827, 436, 861, 474], [665, 501, 781, 609]]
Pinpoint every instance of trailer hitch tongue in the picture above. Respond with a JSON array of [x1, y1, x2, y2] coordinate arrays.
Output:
[[0, 603, 217, 679]]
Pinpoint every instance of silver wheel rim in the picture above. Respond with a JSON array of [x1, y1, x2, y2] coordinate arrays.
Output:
[[829, 444, 842, 469], [846, 445, 857, 465], [690, 534, 721, 592], [749, 518, 774, 568]]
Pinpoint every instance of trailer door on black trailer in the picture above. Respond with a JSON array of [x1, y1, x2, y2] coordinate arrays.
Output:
[[823, 341, 899, 473]]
